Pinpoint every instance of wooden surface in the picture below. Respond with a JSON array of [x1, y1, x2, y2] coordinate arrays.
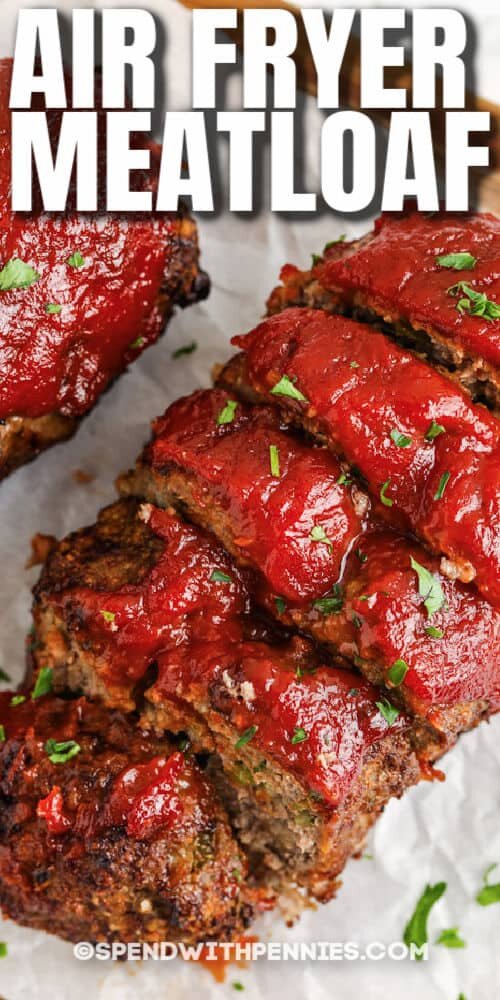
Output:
[[178, 0, 500, 214]]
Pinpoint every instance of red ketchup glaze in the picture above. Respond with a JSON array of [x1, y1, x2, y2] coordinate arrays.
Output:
[[0, 59, 180, 420], [233, 308, 500, 607], [316, 209, 500, 368], [149, 390, 364, 603], [107, 752, 184, 839], [37, 786, 72, 834], [154, 639, 408, 807], [57, 507, 248, 688]]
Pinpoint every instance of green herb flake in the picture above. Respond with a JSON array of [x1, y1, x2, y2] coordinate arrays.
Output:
[[380, 479, 394, 507], [67, 251, 85, 269], [436, 252, 476, 271], [10, 695, 26, 706], [349, 360, 360, 369], [172, 341, 197, 359], [434, 471, 451, 501], [310, 525, 332, 550], [45, 738, 81, 764], [100, 610, 116, 624], [447, 281, 500, 321], [348, 688, 360, 697], [232, 984, 245, 992], [410, 556, 445, 618], [352, 613, 362, 629], [0, 725, 5, 743], [312, 585, 344, 616], [291, 726, 308, 745], [356, 548, 367, 564], [311, 253, 322, 266], [45, 302, 62, 315], [270, 374, 308, 403], [476, 863, 500, 906], [269, 444, 280, 478], [390, 429, 412, 448], [425, 626, 444, 639], [0, 668, 11, 683], [324, 235, 346, 252], [425, 420, 446, 441], [235, 725, 258, 750], [403, 882, 447, 957], [0, 942, 7, 958], [337, 472, 352, 486], [31, 667, 53, 700], [275, 597, 287, 615], [129, 336, 144, 350], [376, 697, 400, 726], [216, 399, 238, 426], [436, 927, 466, 949], [210, 570, 232, 584], [0, 258, 40, 291], [387, 659, 409, 687]]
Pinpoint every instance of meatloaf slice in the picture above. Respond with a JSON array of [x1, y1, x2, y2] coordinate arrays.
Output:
[[117, 389, 499, 750], [0, 58, 209, 480], [267, 210, 500, 410], [222, 309, 500, 608], [30, 499, 424, 902], [0, 691, 252, 945]]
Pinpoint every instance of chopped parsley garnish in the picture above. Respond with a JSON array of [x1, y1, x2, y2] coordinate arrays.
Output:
[[352, 613, 362, 629], [129, 336, 144, 350], [235, 725, 258, 749], [10, 695, 25, 706], [275, 597, 287, 615], [291, 726, 308, 744], [436, 927, 466, 949], [0, 942, 7, 958], [425, 626, 444, 639], [436, 252, 476, 271], [376, 697, 400, 725], [476, 863, 500, 906], [447, 282, 500, 321], [269, 444, 280, 478], [232, 984, 245, 992], [270, 374, 308, 403], [32, 667, 53, 700], [425, 420, 446, 441], [379, 479, 393, 507], [349, 360, 359, 369], [337, 472, 352, 486], [387, 659, 409, 686], [310, 525, 332, 550], [0, 258, 40, 291], [100, 610, 116, 624], [390, 429, 412, 448], [67, 251, 85, 269], [312, 585, 344, 615], [210, 569, 232, 584], [172, 341, 197, 359], [348, 688, 360, 697], [311, 253, 322, 266], [356, 548, 367, 563], [0, 668, 11, 683], [45, 302, 62, 315], [403, 882, 447, 958], [324, 235, 346, 251], [216, 399, 238, 425], [410, 556, 445, 617], [0, 725, 5, 743], [45, 738, 81, 764], [434, 471, 450, 501]]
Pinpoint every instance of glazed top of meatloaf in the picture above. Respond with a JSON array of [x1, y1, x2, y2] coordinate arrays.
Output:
[[315, 209, 500, 368], [0, 58, 202, 420]]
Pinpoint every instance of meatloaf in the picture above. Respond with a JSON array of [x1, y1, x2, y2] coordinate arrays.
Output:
[[31, 498, 424, 901], [0, 690, 251, 944], [117, 389, 499, 748], [267, 210, 500, 410], [221, 308, 500, 607], [0, 58, 209, 479]]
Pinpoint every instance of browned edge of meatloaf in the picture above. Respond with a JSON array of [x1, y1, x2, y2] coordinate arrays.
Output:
[[266, 264, 499, 411], [117, 461, 491, 756]]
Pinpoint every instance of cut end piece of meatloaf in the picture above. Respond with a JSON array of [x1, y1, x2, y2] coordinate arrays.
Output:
[[117, 389, 499, 751], [0, 57, 209, 480], [0, 691, 253, 944], [267, 210, 500, 411], [31, 498, 425, 902]]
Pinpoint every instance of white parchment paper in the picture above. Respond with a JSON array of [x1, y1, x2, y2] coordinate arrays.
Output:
[[0, 1, 498, 997]]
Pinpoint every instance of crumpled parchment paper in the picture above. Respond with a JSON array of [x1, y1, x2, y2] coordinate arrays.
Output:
[[0, 0, 498, 997]]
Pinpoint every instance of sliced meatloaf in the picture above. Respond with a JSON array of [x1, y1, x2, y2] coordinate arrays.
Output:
[[0, 58, 209, 479], [0, 690, 251, 944], [221, 309, 500, 608], [117, 389, 499, 749], [267, 210, 500, 410], [31, 498, 425, 901]]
